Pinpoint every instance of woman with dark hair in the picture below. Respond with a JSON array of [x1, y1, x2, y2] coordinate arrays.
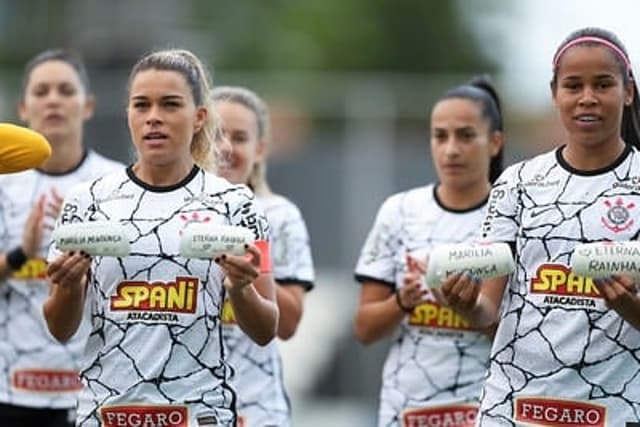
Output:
[[443, 27, 640, 426], [0, 49, 122, 427], [353, 76, 505, 427]]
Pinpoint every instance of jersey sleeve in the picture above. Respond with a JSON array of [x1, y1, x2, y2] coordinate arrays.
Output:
[[228, 185, 270, 242], [481, 165, 521, 243], [271, 201, 315, 290], [354, 194, 402, 288]]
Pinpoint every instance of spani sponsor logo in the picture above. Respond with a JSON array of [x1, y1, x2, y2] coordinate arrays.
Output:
[[110, 277, 198, 313], [402, 404, 478, 427], [221, 298, 236, 325], [531, 264, 600, 297], [100, 405, 188, 427], [515, 397, 606, 427], [11, 258, 47, 280], [408, 301, 474, 331]]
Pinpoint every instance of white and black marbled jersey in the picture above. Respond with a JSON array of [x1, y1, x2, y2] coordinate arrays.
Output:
[[49, 166, 269, 427], [0, 150, 122, 409], [355, 185, 492, 427], [223, 193, 314, 427], [480, 145, 640, 427]]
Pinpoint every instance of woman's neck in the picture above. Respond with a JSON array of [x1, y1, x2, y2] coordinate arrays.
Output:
[[133, 159, 195, 187], [436, 181, 491, 211], [39, 134, 85, 174], [563, 138, 626, 171]]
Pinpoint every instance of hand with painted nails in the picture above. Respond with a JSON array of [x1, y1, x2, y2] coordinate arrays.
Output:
[[218, 244, 261, 294], [47, 251, 92, 290], [397, 255, 429, 313], [440, 272, 482, 314], [593, 274, 640, 330]]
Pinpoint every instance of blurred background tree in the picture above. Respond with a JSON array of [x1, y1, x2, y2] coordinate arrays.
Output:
[[191, 0, 496, 73]]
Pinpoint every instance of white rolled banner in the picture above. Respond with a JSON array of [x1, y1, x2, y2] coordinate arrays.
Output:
[[425, 242, 515, 289], [571, 241, 640, 279], [179, 223, 254, 259], [52, 221, 130, 257]]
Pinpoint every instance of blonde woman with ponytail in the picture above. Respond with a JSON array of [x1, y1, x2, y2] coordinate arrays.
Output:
[[212, 86, 315, 427], [43, 50, 277, 427]]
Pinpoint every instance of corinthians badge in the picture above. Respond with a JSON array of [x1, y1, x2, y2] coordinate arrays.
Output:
[[601, 197, 635, 233]]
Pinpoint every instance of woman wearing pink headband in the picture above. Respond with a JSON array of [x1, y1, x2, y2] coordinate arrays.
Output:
[[441, 27, 640, 426]]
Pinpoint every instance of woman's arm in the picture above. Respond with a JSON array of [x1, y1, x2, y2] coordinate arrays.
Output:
[[354, 264, 427, 345], [220, 244, 278, 346], [441, 273, 508, 329], [275, 284, 306, 340], [43, 252, 91, 342], [354, 283, 404, 345]]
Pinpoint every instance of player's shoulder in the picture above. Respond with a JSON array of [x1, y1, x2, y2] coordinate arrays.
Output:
[[497, 149, 558, 184], [0, 168, 36, 186], [85, 150, 126, 174], [70, 168, 129, 199], [382, 184, 433, 212], [258, 193, 302, 215], [200, 170, 255, 200]]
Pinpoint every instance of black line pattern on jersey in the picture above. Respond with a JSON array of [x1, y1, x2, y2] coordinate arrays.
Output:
[[267, 202, 313, 285], [357, 189, 490, 427], [72, 173, 266, 427], [0, 174, 89, 407], [223, 200, 310, 424], [479, 153, 640, 426]]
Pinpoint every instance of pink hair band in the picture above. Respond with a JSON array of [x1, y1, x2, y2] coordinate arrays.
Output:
[[552, 36, 631, 69]]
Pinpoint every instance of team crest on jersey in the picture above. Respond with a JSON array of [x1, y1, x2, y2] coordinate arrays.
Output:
[[110, 277, 198, 322], [408, 301, 475, 331], [601, 197, 635, 233], [515, 397, 606, 427], [401, 404, 478, 427], [531, 264, 600, 308], [179, 212, 212, 235]]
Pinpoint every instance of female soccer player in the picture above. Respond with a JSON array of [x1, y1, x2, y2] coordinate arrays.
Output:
[[43, 49, 278, 427], [354, 76, 505, 427], [443, 27, 640, 426], [0, 49, 122, 427], [212, 86, 315, 426]]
